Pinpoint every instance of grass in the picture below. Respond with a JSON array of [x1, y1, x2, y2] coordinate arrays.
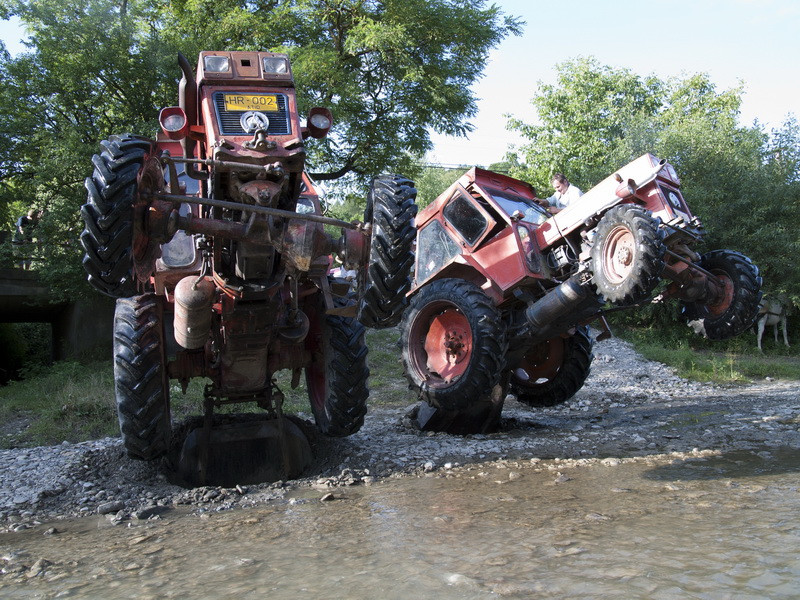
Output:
[[0, 327, 414, 449], [4, 317, 797, 449], [613, 322, 800, 384]]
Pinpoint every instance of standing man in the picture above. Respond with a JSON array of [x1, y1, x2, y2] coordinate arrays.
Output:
[[545, 173, 582, 214]]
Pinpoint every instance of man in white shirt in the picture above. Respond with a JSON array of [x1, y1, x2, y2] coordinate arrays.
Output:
[[545, 173, 582, 214]]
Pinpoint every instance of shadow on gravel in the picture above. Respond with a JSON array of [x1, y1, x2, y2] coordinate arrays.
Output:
[[643, 447, 800, 481]]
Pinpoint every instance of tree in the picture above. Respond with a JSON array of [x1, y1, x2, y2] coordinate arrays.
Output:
[[0, 0, 521, 300], [414, 164, 465, 209], [507, 57, 662, 191], [508, 57, 800, 306], [159, 0, 522, 182]]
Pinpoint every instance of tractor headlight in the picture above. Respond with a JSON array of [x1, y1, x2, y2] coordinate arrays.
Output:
[[162, 113, 186, 132], [204, 56, 230, 73], [159, 106, 189, 140], [309, 112, 331, 130], [262, 56, 289, 74]]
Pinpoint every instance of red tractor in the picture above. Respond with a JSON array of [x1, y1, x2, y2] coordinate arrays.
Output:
[[401, 156, 761, 433], [80, 51, 416, 478]]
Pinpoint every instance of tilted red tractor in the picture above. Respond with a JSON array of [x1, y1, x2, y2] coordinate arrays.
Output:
[[80, 51, 417, 477], [401, 156, 761, 433]]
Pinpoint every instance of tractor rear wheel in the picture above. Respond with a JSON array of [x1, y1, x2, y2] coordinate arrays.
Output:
[[357, 175, 418, 329], [590, 205, 665, 305], [81, 134, 154, 298], [400, 279, 507, 412], [113, 294, 171, 460], [681, 250, 762, 340], [509, 326, 593, 407], [306, 296, 369, 436]]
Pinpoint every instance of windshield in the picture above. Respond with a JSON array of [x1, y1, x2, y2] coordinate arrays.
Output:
[[484, 188, 549, 225]]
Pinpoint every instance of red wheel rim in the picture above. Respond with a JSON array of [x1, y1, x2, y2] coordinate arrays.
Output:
[[602, 225, 635, 283], [513, 337, 565, 386], [409, 300, 473, 388], [423, 308, 472, 381], [706, 271, 735, 317]]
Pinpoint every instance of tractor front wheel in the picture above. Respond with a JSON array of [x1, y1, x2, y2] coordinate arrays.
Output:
[[400, 279, 507, 412], [113, 294, 172, 460], [590, 205, 665, 305], [81, 134, 154, 298], [681, 250, 761, 340], [357, 175, 418, 329], [509, 326, 593, 407], [306, 296, 370, 436]]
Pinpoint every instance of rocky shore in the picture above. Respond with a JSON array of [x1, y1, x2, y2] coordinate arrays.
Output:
[[1, 335, 798, 532]]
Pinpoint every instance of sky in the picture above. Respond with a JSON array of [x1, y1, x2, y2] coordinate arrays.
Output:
[[2, 0, 799, 167], [428, 0, 800, 167]]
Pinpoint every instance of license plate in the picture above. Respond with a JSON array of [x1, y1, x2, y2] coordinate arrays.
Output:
[[224, 94, 278, 112]]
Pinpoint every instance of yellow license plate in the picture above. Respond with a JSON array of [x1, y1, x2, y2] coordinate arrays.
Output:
[[224, 94, 278, 112]]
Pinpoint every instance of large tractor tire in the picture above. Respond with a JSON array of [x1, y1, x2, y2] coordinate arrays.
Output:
[[357, 175, 418, 329], [509, 326, 593, 408], [113, 294, 171, 460], [400, 278, 507, 412], [681, 250, 762, 340], [590, 205, 665, 305], [306, 296, 370, 436], [81, 134, 154, 298]]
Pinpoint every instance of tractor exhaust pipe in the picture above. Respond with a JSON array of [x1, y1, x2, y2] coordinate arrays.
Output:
[[178, 53, 208, 180], [524, 276, 602, 345], [174, 276, 216, 349]]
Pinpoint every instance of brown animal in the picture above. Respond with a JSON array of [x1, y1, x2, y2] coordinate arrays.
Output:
[[756, 298, 789, 352]]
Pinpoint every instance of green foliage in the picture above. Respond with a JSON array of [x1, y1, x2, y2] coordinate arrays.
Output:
[[507, 57, 663, 189], [0, 324, 410, 447], [0, 0, 521, 301], [414, 165, 465, 209], [614, 324, 800, 384], [508, 57, 800, 308]]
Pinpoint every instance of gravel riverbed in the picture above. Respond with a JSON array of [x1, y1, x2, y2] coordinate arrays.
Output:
[[1, 335, 798, 532]]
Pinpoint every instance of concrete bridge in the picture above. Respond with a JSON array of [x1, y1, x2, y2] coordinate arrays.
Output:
[[0, 268, 114, 360]]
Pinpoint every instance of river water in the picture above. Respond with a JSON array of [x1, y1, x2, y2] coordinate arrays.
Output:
[[2, 447, 799, 599]]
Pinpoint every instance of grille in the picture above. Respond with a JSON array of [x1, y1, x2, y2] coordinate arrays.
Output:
[[213, 92, 291, 136]]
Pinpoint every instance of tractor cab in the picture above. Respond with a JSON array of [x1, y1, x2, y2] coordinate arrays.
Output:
[[413, 168, 551, 298]]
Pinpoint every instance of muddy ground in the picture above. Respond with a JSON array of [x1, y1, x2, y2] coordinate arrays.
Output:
[[1, 335, 798, 532]]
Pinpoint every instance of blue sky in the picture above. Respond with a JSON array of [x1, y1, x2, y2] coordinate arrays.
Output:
[[2, 0, 799, 167]]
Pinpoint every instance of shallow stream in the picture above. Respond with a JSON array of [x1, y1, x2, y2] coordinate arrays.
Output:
[[2, 447, 799, 599]]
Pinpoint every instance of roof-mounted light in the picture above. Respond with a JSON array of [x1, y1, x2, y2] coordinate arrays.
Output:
[[262, 56, 289, 74], [203, 55, 230, 73]]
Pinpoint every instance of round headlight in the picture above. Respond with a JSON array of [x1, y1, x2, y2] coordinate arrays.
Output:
[[310, 112, 332, 130], [162, 113, 186, 133]]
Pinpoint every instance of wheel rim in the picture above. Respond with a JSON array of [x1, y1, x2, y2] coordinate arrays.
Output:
[[706, 270, 735, 317], [602, 225, 636, 284], [513, 337, 565, 387], [411, 302, 473, 387]]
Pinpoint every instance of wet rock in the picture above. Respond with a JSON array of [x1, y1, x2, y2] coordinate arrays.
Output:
[[134, 506, 170, 520], [26, 558, 51, 579], [446, 573, 479, 587], [98, 501, 125, 515]]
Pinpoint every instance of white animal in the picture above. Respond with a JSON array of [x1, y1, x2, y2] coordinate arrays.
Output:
[[756, 298, 789, 352]]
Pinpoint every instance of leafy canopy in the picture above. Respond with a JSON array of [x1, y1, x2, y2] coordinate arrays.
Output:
[[508, 57, 800, 305], [0, 0, 521, 299]]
